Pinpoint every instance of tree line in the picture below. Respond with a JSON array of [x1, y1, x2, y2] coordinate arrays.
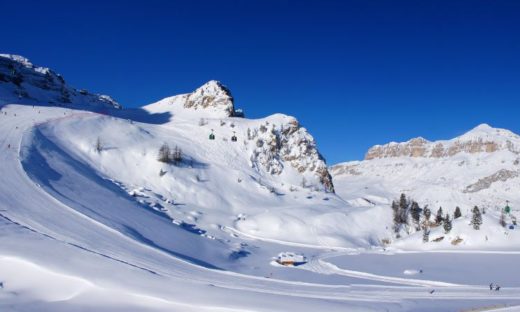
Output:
[[391, 193, 483, 242]]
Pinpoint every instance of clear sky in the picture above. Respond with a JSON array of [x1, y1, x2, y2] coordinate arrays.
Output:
[[3, 0, 520, 164]]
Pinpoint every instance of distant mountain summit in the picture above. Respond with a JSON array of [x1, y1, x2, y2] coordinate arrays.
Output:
[[364, 123, 520, 160], [332, 123, 520, 212], [0, 54, 120, 109]]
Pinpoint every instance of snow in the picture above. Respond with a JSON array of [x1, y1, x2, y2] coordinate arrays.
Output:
[[2, 54, 520, 311]]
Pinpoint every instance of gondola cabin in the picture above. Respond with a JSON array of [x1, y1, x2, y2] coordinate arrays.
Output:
[[209, 133, 215, 140], [231, 132, 237, 142]]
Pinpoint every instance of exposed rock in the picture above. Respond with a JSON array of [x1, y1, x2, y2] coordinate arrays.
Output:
[[247, 115, 334, 193], [330, 163, 362, 176], [365, 125, 520, 160], [463, 169, 519, 193], [0, 54, 121, 109], [184, 80, 235, 117]]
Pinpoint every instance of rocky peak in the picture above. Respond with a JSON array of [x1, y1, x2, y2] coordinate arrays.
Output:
[[146, 80, 243, 119], [184, 80, 235, 117], [0, 54, 121, 109], [246, 114, 334, 193], [365, 124, 520, 160]]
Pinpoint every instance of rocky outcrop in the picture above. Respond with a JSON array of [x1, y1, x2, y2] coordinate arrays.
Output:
[[365, 125, 520, 160], [0, 54, 121, 109], [463, 169, 519, 193], [247, 115, 334, 193], [146, 80, 243, 118], [184, 80, 235, 117], [329, 163, 362, 176]]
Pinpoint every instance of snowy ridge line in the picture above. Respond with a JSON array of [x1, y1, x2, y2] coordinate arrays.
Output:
[[0, 211, 160, 275]]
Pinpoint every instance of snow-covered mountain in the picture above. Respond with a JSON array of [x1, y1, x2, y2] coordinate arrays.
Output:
[[332, 123, 520, 220], [143, 79, 334, 193], [0, 54, 121, 109], [3, 55, 520, 312]]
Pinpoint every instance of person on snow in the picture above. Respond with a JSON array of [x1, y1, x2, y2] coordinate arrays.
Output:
[[490, 283, 494, 290], [495, 285, 501, 291]]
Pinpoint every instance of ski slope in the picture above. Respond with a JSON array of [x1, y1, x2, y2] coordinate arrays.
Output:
[[1, 103, 519, 311], [2, 54, 520, 311]]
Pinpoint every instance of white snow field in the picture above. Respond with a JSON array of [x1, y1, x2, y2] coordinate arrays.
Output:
[[1, 54, 520, 311]]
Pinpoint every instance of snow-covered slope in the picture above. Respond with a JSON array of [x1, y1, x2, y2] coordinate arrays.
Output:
[[3, 55, 520, 312]]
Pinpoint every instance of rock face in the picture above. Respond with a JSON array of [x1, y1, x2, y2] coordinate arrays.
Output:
[[365, 124, 520, 160], [463, 169, 519, 193], [143, 80, 242, 119], [247, 115, 334, 192], [184, 80, 235, 117], [0, 54, 121, 109]]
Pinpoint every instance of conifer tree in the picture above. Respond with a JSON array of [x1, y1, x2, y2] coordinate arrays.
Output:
[[422, 226, 430, 243], [391, 200, 400, 233], [158, 143, 171, 163], [423, 206, 431, 222], [454, 206, 462, 219], [443, 214, 452, 233], [436, 207, 444, 225], [472, 206, 482, 230], [95, 137, 102, 153], [410, 201, 422, 231]]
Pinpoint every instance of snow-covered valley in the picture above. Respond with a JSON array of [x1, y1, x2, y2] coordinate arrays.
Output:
[[1, 54, 520, 311]]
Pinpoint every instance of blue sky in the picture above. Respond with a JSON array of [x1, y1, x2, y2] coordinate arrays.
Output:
[[3, 0, 520, 164]]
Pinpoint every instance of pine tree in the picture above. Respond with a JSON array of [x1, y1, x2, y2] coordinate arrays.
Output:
[[422, 226, 430, 243], [436, 207, 444, 225], [158, 143, 171, 163], [399, 193, 408, 211], [471, 206, 482, 230], [95, 137, 102, 153], [172, 145, 182, 164], [443, 214, 452, 233], [454, 206, 462, 219], [391, 200, 400, 233], [423, 206, 431, 222], [398, 193, 409, 225], [410, 201, 422, 231]]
